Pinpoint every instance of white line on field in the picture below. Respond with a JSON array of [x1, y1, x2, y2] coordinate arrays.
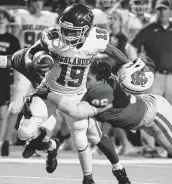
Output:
[[0, 158, 172, 165], [0, 176, 162, 184]]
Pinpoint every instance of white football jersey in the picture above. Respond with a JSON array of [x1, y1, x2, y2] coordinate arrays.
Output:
[[15, 9, 59, 48], [41, 26, 109, 94]]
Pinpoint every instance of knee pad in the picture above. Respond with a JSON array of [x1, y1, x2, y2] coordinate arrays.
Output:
[[72, 130, 88, 151], [88, 131, 102, 145]]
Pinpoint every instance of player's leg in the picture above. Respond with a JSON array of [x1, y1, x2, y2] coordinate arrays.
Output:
[[20, 95, 60, 173], [55, 115, 72, 151], [18, 96, 56, 157], [87, 118, 131, 184], [39, 112, 60, 173], [141, 95, 172, 155], [63, 113, 94, 184]]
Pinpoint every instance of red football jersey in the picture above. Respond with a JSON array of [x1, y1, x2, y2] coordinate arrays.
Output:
[[84, 81, 114, 108]]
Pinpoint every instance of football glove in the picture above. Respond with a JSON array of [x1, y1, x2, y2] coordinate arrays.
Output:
[[117, 57, 155, 94], [22, 94, 34, 119], [22, 84, 51, 119]]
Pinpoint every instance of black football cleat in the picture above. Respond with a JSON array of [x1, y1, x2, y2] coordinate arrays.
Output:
[[83, 178, 95, 184], [22, 128, 46, 158], [46, 138, 60, 173], [1, 140, 9, 156], [83, 174, 95, 184], [112, 168, 131, 184]]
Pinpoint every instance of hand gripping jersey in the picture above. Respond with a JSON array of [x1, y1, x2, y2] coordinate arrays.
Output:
[[41, 26, 109, 95], [15, 9, 58, 48]]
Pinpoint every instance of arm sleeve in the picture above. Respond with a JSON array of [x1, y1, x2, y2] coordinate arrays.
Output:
[[104, 43, 130, 66], [11, 49, 27, 70], [0, 48, 26, 69]]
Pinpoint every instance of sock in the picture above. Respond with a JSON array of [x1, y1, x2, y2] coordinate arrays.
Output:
[[78, 145, 92, 176], [37, 136, 55, 151], [47, 139, 56, 151], [112, 162, 124, 171], [97, 135, 119, 164]]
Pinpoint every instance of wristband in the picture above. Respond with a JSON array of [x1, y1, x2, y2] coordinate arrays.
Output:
[[0, 56, 7, 68]]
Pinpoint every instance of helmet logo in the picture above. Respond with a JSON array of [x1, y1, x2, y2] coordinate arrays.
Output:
[[131, 70, 148, 85], [83, 10, 93, 23]]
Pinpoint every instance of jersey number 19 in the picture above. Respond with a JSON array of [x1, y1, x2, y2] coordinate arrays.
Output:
[[56, 64, 86, 87]]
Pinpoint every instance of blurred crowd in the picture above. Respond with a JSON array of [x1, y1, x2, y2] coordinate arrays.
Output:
[[0, 0, 171, 159]]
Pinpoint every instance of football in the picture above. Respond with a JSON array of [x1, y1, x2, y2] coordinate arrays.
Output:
[[33, 50, 54, 70]]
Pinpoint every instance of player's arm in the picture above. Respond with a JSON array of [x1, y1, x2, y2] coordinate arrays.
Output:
[[47, 92, 112, 120], [95, 27, 130, 66], [104, 43, 130, 66], [0, 48, 28, 69]]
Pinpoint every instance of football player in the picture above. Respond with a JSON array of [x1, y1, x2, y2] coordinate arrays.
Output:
[[0, 48, 61, 173], [47, 58, 172, 157], [1, 0, 59, 157], [19, 3, 131, 184], [0, 49, 131, 183]]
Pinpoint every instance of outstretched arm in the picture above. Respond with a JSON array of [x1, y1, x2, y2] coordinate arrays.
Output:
[[47, 92, 112, 120], [104, 44, 130, 66]]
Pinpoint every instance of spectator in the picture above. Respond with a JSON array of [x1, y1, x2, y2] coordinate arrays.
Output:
[[132, 0, 172, 104], [0, 8, 20, 156], [108, 10, 137, 72], [131, 0, 172, 157]]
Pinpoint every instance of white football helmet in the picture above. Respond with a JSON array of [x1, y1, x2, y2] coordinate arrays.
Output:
[[117, 57, 155, 94]]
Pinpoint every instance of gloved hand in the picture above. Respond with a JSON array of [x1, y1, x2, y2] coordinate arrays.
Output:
[[22, 94, 34, 119]]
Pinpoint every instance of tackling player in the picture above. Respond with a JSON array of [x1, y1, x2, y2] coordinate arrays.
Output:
[[18, 3, 131, 184], [47, 58, 172, 157], [0, 48, 61, 173]]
